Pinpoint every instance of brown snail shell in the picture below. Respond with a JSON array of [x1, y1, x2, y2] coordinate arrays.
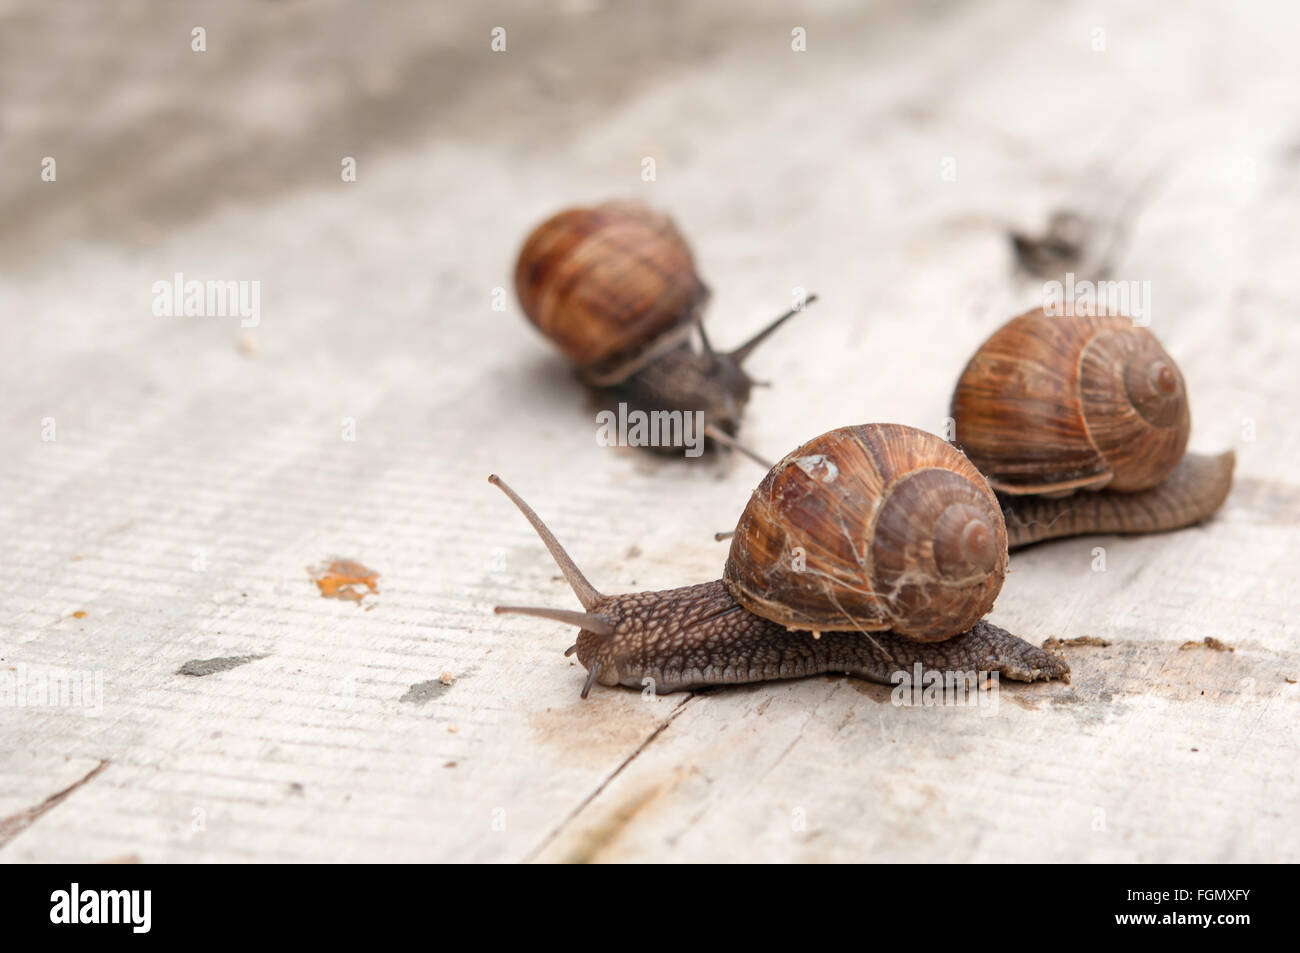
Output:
[[950, 308, 1191, 495], [723, 423, 1007, 642], [514, 201, 709, 382]]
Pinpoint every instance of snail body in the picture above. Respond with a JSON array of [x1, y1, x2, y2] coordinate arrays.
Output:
[[560, 579, 1058, 696], [999, 450, 1235, 548], [491, 424, 1068, 697], [951, 308, 1233, 546], [514, 201, 811, 449]]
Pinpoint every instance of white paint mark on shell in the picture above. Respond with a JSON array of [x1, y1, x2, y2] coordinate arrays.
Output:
[[794, 454, 838, 482]]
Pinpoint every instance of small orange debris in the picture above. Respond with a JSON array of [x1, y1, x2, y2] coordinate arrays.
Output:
[[72, 611, 87, 619], [308, 559, 379, 606]]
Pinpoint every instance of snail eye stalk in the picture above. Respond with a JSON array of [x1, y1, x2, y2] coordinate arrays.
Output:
[[488, 474, 604, 611]]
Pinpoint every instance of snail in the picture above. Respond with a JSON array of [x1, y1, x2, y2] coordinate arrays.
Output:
[[949, 307, 1235, 547], [1010, 210, 1101, 278], [490, 423, 1069, 697], [514, 200, 814, 459]]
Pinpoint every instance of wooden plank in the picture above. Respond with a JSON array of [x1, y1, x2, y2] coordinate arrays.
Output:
[[1, 0, 1297, 862]]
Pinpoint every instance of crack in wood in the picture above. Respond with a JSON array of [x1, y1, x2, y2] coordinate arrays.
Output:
[[0, 760, 109, 849], [525, 696, 695, 862]]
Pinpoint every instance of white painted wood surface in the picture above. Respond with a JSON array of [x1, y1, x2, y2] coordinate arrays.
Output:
[[1, 0, 1297, 862]]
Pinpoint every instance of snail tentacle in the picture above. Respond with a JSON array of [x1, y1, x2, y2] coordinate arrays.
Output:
[[493, 605, 615, 636], [488, 474, 604, 610]]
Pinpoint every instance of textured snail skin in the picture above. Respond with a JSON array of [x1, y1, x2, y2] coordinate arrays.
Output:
[[1001, 450, 1235, 549], [600, 343, 754, 445], [575, 580, 1068, 694]]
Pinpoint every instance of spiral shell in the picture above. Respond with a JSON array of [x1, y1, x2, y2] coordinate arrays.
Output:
[[950, 309, 1191, 495], [513, 201, 709, 379], [723, 424, 1008, 642]]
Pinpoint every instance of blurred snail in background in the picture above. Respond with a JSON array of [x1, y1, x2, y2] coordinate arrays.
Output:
[[950, 308, 1234, 547], [514, 201, 815, 462], [490, 424, 1068, 697]]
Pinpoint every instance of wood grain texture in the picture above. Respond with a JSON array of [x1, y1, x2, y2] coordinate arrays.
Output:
[[1, 0, 1297, 863]]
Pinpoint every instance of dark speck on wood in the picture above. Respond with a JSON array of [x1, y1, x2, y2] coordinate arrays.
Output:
[[178, 654, 266, 677], [401, 679, 452, 704]]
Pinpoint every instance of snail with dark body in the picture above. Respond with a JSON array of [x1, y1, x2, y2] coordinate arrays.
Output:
[[514, 201, 813, 458], [949, 308, 1235, 547], [491, 424, 1069, 697]]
